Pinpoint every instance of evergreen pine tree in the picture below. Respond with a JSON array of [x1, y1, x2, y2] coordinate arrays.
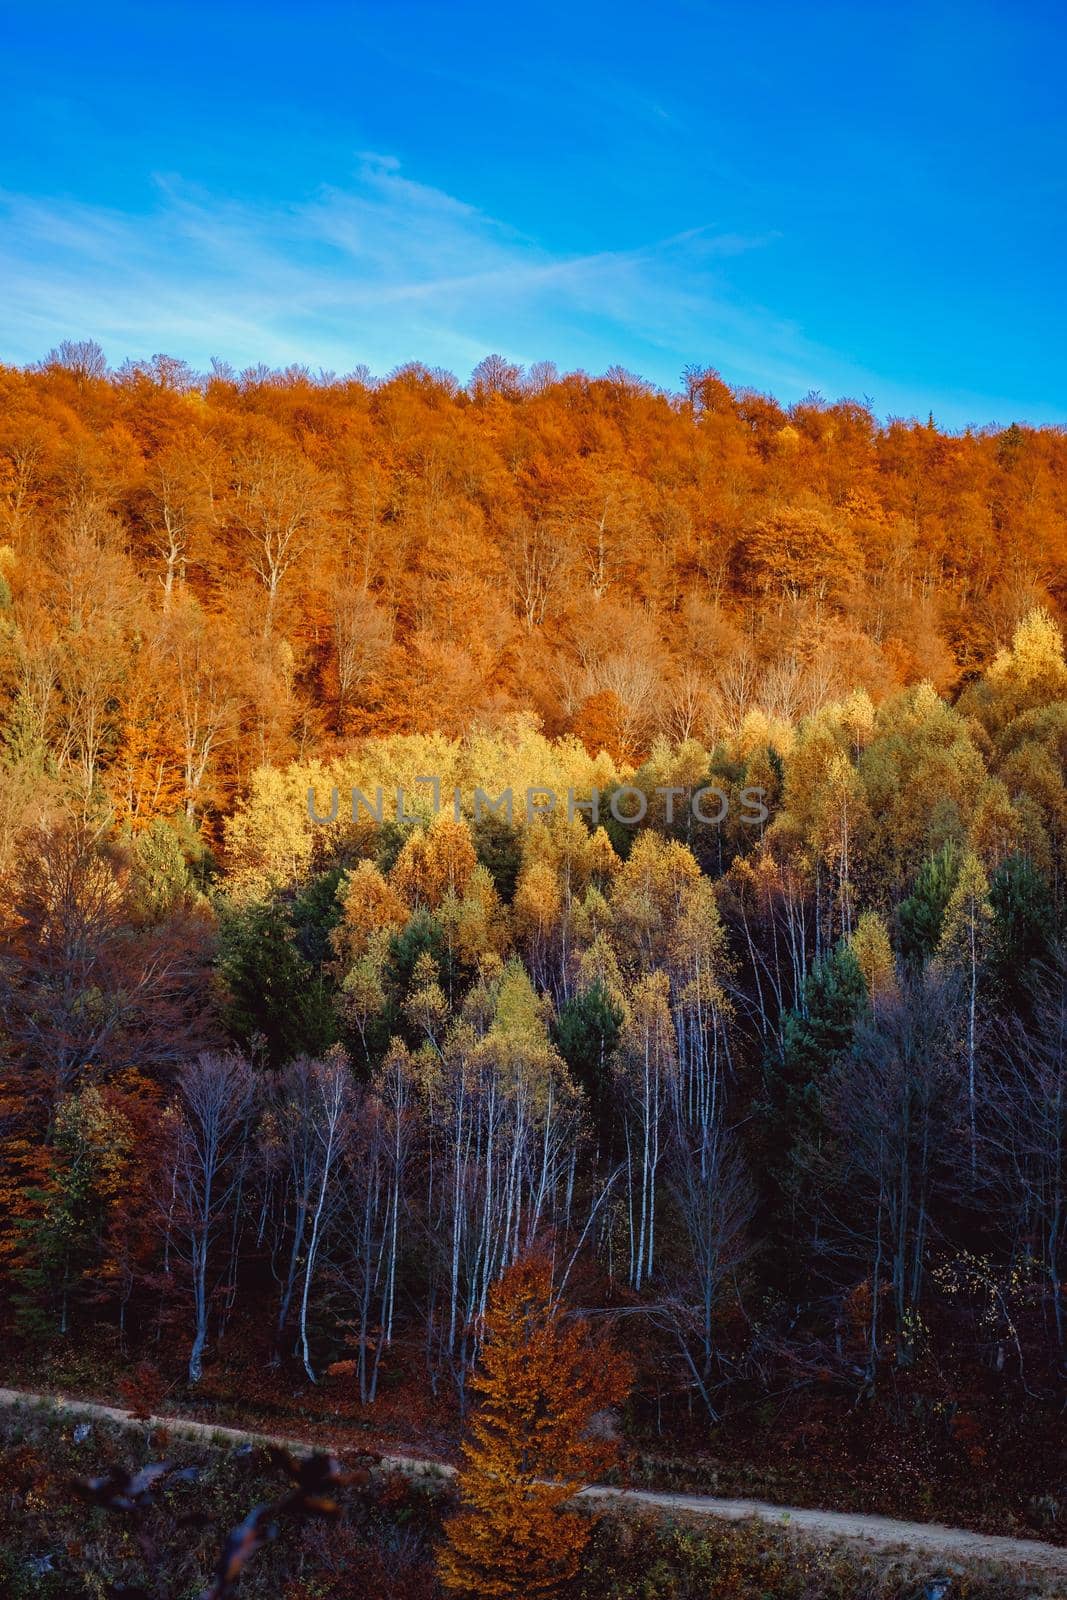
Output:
[[898, 841, 960, 969]]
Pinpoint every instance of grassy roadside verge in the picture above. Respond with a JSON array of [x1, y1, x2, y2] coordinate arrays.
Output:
[[1, 1401, 1064, 1599]]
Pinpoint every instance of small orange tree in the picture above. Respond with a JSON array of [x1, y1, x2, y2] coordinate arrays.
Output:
[[438, 1251, 631, 1599]]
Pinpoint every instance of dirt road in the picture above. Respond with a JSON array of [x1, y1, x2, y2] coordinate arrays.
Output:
[[2, 1385, 1064, 1577]]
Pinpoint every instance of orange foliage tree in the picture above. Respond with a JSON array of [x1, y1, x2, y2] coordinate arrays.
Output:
[[438, 1251, 632, 1599]]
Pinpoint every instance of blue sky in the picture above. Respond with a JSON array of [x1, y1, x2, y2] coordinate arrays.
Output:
[[1, 0, 1064, 427]]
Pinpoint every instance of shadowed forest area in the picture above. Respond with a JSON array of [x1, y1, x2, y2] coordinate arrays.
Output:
[[0, 344, 1064, 1594]]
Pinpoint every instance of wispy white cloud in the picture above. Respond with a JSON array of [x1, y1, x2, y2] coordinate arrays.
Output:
[[0, 157, 907, 407]]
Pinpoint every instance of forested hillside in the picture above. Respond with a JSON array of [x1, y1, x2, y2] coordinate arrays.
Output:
[[0, 342, 1065, 826], [0, 344, 1064, 1555]]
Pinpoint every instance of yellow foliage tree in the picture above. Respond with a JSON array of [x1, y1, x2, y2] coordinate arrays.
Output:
[[331, 858, 408, 968], [391, 815, 478, 910], [609, 831, 701, 971], [987, 607, 1067, 697], [438, 1252, 631, 1599], [966, 777, 1022, 871], [937, 850, 993, 1172], [849, 910, 897, 1001]]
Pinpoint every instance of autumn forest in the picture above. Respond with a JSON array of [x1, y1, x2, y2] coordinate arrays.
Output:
[[0, 341, 1065, 1597]]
